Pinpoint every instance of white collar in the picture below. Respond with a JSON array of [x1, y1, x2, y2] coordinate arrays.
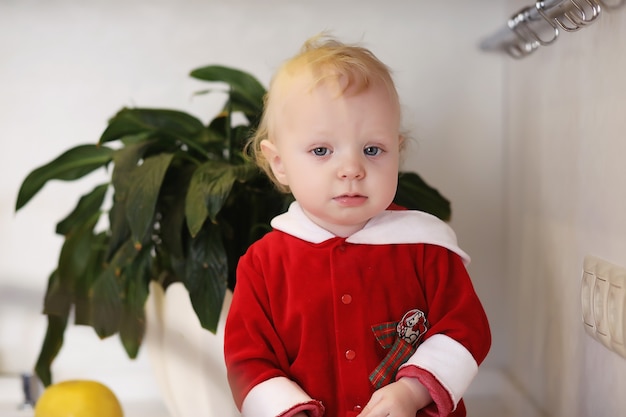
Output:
[[270, 202, 470, 265]]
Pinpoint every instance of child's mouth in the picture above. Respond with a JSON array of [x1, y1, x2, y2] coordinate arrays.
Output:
[[334, 194, 367, 206]]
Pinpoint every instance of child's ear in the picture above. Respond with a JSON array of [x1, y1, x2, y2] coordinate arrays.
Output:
[[260, 140, 289, 185]]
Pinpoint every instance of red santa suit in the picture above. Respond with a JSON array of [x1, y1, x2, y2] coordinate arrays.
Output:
[[224, 202, 491, 417]]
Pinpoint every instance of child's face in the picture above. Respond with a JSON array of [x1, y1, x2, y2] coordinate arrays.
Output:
[[262, 74, 402, 237]]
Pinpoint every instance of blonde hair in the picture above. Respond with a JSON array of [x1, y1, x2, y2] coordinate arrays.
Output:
[[247, 34, 403, 192]]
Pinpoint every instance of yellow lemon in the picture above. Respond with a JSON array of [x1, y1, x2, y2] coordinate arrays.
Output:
[[34, 380, 124, 417]]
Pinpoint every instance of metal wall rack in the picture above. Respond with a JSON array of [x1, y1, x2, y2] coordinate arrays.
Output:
[[479, 0, 624, 58]]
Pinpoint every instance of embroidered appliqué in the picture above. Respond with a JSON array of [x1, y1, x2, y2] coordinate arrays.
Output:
[[397, 308, 428, 346]]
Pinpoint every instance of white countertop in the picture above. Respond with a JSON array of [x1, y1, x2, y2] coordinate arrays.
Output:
[[1, 370, 544, 417], [0, 377, 171, 417]]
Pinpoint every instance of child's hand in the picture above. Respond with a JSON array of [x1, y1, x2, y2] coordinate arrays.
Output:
[[358, 378, 432, 417]]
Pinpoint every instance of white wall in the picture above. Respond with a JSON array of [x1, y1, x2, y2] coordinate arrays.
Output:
[[503, 0, 626, 415], [0, 0, 505, 406]]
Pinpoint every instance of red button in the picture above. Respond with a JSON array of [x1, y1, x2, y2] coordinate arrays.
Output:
[[345, 349, 356, 360], [341, 294, 352, 304], [353, 405, 363, 412]]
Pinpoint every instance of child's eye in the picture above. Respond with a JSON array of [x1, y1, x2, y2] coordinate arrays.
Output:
[[311, 147, 330, 156], [364, 146, 382, 156]]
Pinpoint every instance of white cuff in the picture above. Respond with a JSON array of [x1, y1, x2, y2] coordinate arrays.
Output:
[[399, 334, 478, 407], [241, 376, 313, 417]]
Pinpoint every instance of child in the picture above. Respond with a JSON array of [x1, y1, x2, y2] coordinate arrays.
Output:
[[224, 34, 491, 417]]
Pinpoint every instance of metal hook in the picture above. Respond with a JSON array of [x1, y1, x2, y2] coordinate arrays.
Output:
[[552, 0, 586, 31], [518, 3, 560, 45], [506, 11, 540, 58], [505, 41, 538, 59], [565, 0, 602, 26]]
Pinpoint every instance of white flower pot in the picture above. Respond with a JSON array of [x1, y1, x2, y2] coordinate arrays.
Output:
[[145, 281, 239, 417]]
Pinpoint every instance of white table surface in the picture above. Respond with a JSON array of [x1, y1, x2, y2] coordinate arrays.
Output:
[[0, 377, 171, 417]]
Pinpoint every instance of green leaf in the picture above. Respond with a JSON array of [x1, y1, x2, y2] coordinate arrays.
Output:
[[90, 268, 123, 339], [126, 153, 175, 245], [189, 65, 266, 116], [185, 161, 258, 237], [158, 174, 189, 259], [230, 125, 256, 158], [100, 109, 210, 158], [99, 108, 205, 145], [35, 313, 68, 387], [183, 223, 228, 333], [56, 183, 109, 236], [119, 246, 152, 358], [106, 142, 153, 259], [52, 212, 100, 319], [74, 232, 109, 325], [15, 145, 114, 211], [113, 141, 153, 187], [42, 270, 71, 320], [226, 89, 264, 120], [394, 172, 451, 221], [89, 239, 139, 338], [107, 196, 131, 261], [206, 113, 229, 145], [57, 213, 99, 283]]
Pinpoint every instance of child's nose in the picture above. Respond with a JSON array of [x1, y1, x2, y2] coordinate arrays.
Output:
[[338, 155, 365, 179]]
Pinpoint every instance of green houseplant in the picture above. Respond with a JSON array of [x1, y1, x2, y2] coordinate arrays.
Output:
[[15, 64, 451, 388]]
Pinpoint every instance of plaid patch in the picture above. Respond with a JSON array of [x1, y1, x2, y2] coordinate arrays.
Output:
[[369, 311, 429, 389], [369, 337, 416, 389], [371, 322, 397, 349]]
